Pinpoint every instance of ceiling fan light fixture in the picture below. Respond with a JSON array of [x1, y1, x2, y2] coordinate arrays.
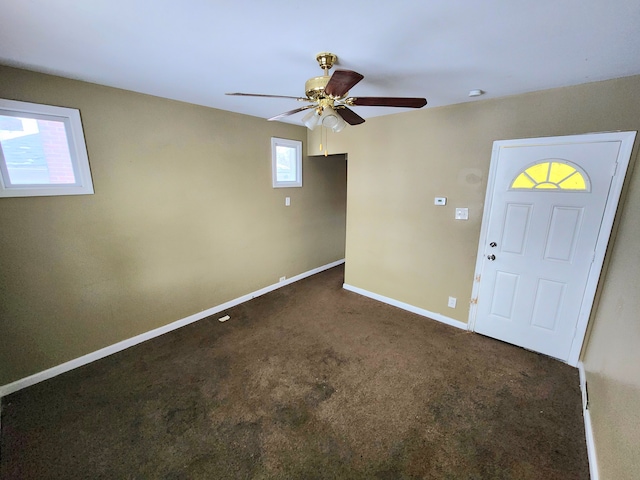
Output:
[[301, 109, 320, 130], [332, 114, 347, 133], [320, 106, 347, 133]]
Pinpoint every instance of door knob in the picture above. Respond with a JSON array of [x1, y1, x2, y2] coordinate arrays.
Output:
[[487, 254, 496, 261], [489, 242, 497, 247]]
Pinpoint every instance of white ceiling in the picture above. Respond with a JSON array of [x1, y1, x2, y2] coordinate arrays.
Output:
[[1, 0, 639, 125]]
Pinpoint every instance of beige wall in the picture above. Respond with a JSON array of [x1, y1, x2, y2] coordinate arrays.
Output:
[[313, 75, 640, 479], [0, 66, 347, 385], [581, 161, 640, 479]]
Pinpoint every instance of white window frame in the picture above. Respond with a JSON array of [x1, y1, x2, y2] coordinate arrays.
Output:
[[0, 98, 94, 198], [271, 137, 302, 188]]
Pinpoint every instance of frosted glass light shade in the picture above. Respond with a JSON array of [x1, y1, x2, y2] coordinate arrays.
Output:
[[301, 109, 320, 130], [321, 107, 347, 132]]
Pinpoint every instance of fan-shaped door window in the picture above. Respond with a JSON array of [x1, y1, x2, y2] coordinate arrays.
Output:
[[511, 160, 590, 191]]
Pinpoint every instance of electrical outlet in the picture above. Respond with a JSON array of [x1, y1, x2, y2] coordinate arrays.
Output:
[[285, 197, 291, 206], [279, 276, 286, 282], [448, 296, 457, 308]]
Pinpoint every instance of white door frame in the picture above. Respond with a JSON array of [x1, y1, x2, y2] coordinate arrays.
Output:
[[468, 131, 637, 366]]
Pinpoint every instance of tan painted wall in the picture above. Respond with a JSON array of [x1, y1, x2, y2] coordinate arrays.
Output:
[[312, 75, 640, 478], [0, 66, 347, 385], [581, 163, 640, 479]]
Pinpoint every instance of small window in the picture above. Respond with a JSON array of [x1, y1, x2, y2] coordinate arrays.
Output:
[[0, 98, 94, 197], [271, 137, 302, 188], [511, 160, 590, 191]]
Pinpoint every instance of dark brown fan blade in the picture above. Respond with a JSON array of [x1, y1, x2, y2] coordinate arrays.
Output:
[[227, 92, 308, 101], [324, 70, 364, 98], [268, 104, 316, 121], [348, 97, 427, 108], [335, 106, 365, 125]]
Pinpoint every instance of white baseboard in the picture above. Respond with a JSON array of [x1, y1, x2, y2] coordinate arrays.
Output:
[[342, 283, 467, 331], [0, 259, 345, 398], [578, 361, 599, 480]]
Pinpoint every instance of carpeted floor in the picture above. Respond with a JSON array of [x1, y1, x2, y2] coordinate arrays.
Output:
[[1, 265, 589, 479]]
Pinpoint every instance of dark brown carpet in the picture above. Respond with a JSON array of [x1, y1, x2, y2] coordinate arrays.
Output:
[[1, 265, 589, 479]]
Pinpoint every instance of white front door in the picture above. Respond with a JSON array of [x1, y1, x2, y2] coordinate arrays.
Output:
[[471, 132, 636, 364]]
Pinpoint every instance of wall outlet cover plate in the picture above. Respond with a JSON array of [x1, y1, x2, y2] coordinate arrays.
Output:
[[455, 207, 469, 220]]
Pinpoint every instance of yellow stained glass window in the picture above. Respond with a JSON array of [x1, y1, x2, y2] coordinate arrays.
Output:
[[511, 160, 589, 191]]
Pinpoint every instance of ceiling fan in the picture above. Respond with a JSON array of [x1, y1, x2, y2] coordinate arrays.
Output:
[[226, 52, 427, 132]]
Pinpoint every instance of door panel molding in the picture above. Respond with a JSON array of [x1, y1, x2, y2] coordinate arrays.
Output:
[[543, 206, 583, 262], [502, 203, 533, 254]]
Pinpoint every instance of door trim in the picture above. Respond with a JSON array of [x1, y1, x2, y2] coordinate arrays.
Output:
[[468, 131, 637, 366]]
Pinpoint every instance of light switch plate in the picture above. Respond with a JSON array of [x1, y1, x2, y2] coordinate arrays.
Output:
[[455, 207, 469, 220], [285, 197, 290, 206], [434, 197, 447, 206]]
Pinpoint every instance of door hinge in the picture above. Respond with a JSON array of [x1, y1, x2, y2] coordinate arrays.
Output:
[[475, 274, 481, 282], [470, 298, 478, 305], [611, 161, 618, 177], [591, 251, 596, 263]]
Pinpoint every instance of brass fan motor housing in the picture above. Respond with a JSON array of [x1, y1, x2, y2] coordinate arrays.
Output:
[[305, 75, 349, 101], [305, 76, 330, 100], [305, 52, 348, 101]]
